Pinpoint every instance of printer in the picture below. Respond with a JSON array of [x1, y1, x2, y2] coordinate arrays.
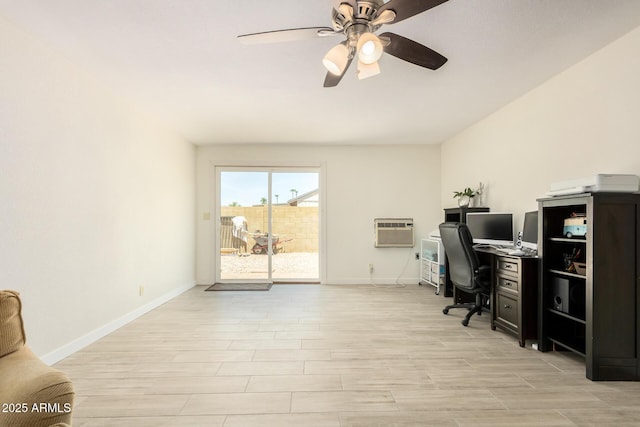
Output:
[[547, 174, 640, 197]]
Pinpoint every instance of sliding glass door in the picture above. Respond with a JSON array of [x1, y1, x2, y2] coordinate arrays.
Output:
[[218, 170, 270, 282], [216, 167, 319, 283], [271, 171, 319, 281]]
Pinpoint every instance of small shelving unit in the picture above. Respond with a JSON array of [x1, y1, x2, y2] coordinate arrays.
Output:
[[420, 238, 444, 294], [443, 206, 489, 223], [538, 192, 640, 380]]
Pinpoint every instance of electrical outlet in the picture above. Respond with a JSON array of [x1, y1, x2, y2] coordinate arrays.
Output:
[[368, 263, 374, 274], [139, 285, 144, 296]]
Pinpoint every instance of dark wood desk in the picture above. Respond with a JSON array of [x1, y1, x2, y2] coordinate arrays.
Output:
[[474, 248, 539, 347]]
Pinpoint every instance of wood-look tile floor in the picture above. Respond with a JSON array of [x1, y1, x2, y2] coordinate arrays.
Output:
[[56, 284, 640, 426]]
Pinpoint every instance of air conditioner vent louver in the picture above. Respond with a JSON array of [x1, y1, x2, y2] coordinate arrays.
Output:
[[378, 222, 410, 228], [374, 218, 414, 248]]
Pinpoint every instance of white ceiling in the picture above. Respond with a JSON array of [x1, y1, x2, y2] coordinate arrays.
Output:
[[1, 0, 640, 145]]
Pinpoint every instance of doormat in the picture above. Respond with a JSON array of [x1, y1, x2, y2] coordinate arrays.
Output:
[[206, 283, 272, 291]]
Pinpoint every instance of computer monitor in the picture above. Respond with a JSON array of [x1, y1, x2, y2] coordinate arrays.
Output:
[[521, 210, 538, 250], [465, 212, 514, 246]]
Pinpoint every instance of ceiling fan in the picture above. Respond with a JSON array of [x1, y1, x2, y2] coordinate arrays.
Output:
[[238, 0, 449, 87]]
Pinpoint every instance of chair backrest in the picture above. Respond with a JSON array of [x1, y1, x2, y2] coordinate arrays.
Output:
[[438, 222, 481, 291]]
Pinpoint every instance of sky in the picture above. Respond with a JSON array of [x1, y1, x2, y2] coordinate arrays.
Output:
[[220, 171, 319, 206]]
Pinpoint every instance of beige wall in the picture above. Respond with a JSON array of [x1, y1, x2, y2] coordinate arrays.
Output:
[[441, 25, 640, 229], [221, 205, 319, 253], [196, 144, 442, 284], [0, 17, 196, 360]]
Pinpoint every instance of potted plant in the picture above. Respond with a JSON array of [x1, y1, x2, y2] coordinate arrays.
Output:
[[453, 187, 476, 207]]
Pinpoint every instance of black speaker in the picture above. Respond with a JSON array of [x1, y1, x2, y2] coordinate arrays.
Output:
[[552, 277, 569, 313], [569, 282, 586, 318]]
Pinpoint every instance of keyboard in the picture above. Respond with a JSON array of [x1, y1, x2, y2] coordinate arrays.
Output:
[[495, 246, 526, 256], [505, 249, 526, 256]]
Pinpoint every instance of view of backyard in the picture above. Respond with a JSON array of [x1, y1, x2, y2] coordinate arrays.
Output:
[[220, 252, 319, 280], [218, 169, 320, 281]]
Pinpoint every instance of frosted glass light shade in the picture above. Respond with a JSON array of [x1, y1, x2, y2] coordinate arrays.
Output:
[[357, 60, 380, 80], [322, 43, 349, 75], [357, 32, 383, 65]]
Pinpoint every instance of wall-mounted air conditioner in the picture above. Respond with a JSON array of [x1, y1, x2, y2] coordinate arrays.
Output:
[[374, 218, 414, 248]]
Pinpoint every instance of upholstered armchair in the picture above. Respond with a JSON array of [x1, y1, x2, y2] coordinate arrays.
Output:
[[0, 290, 74, 427]]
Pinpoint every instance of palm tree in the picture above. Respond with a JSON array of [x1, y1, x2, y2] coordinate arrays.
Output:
[[260, 197, 267, 205], [290, 189, 298, 199], [275, 194, 279, 204]]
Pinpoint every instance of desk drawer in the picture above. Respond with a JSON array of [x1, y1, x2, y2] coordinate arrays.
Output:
[[497, 258, 519, 275], [496, 275, 519, 294], [496, 293, 518, 329]]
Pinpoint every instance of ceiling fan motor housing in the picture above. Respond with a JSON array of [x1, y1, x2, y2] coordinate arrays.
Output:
[[331, 0, 384, 31]]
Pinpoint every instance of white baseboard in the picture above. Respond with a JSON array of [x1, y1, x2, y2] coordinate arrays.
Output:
[[41, 281, 196, 366], [324, 277, 420, 286]]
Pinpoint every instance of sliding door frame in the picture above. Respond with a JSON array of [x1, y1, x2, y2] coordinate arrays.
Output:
[[213, 163, 325, 284]]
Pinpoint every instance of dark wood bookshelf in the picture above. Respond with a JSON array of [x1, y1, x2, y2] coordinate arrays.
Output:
[[538, 192, 640, 380]]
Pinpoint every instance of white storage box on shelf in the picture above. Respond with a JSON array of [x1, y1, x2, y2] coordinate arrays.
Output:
[[547, 174, 639, 197]]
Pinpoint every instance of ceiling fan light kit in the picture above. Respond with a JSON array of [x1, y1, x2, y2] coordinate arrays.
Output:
[[357, 60, 381, 80], [238, 0, 449, 87], [356, 32, 384, 65], [323, 43, 350, 75]]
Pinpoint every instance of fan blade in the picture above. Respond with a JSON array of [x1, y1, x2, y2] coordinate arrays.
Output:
[[376, 0, 449, 24], [323, 71, 343, 88], [380, 32, 447, 70], [238, 27, 338, 45], [324, 46, 354, 87]]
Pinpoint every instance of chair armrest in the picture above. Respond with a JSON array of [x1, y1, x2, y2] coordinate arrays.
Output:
[[0, 347, 74, 427]]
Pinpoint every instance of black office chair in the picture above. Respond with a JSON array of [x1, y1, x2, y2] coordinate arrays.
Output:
[[439, 222, 491, 326]]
